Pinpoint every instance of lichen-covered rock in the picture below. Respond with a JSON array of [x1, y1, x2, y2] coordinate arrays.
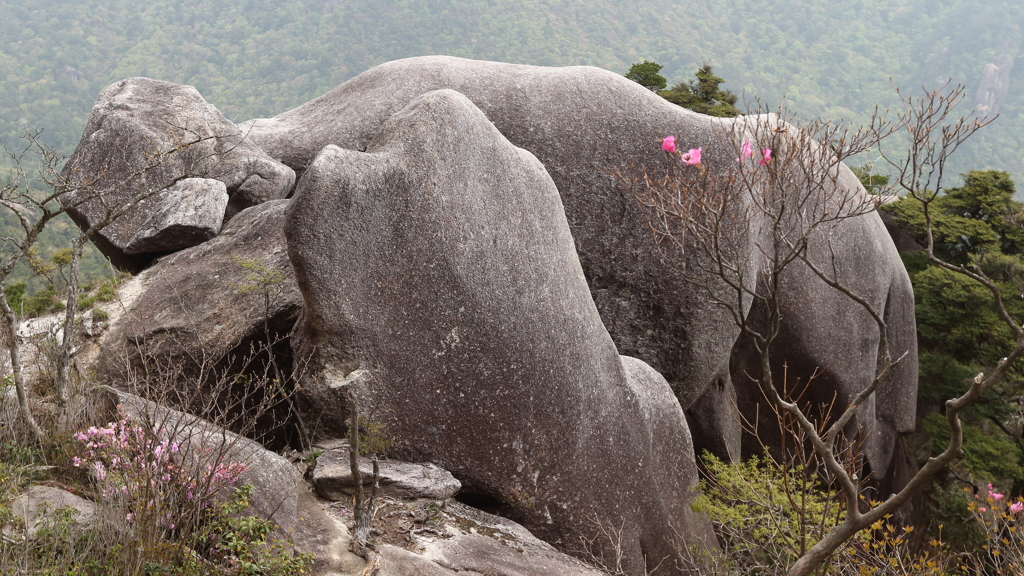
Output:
[[286, 90, 712, 575], [60, 78, 295, 270], [96, 199, 299, 386]]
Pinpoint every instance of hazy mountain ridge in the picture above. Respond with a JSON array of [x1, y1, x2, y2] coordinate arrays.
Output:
[[1, 0, 1020, 180]]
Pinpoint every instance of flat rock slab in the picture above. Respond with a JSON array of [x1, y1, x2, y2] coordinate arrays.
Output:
[[310, 450, 461, 501]]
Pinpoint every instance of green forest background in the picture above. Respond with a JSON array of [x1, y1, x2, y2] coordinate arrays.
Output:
[[5, 0, 1021, 287], [2, 0, 1021, 179]]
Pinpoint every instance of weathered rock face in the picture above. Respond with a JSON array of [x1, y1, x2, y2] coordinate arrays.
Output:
[[60, 78, 295, 271], [123, 177, 228, 255], [244, 56, 758, 413], [241, 55, 917, 482], [286, 90, 712, 575], [96, 199, 300, 391], [724, 147, 918, 481]]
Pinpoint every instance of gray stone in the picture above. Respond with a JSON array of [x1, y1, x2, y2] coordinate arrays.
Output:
[[244, 56, 757, 415], [311, 451, 461, 501], [415, 502, 607, 576], [285, 490, 367, 576], [124, 177, 228, 255], [96, 199, 300, 388], [10, 486, 96, 537], [60, 78, 295, 270], [241, 56, 917, 482], [286, 90, 712, 576], [729, 170, 919, 481]]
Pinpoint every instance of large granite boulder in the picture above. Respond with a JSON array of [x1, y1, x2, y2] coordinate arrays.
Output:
[[244, 56, 759, 414], [241, 55, 917, 481], [286, 90, 712, 575], [96, 199, 300, 389], [60, 78, 295, 271]]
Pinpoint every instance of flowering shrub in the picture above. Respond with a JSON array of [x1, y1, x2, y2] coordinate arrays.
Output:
[[963, 484, 1024, 573], [72, 407, 248, 531], [660, 136, 768, 169]]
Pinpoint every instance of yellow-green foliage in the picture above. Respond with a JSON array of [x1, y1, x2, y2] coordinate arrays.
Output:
[[692, 451, 844, 570], [691, 451, 952, 575]]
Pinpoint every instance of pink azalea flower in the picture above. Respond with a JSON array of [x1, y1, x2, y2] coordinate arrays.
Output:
[[1011, 501, 1024, 513], [759, 148, 772, 165], [736, 140, 753, 161], [980, 507, 987, 512], [681, 147, 703, 166], [661, 135, 677, 153], [991, 491, 1005, 501]]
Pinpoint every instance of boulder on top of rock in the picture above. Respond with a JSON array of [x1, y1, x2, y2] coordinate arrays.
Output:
[[60, 78, 295, 271], [123, 177, 228, 255], [286, 89, 712, 576], [242, 55, 917, 484], [95, 200, 300, 429]]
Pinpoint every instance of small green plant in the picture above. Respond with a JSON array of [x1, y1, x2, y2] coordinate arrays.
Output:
[[692, 451, 844, 571], [357, 416, 393, 457], [689, 451, 953, 575], [191, 484, 314, 576]]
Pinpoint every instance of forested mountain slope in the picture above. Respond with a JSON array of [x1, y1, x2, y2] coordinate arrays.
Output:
[[2, 0, 1021, 180]]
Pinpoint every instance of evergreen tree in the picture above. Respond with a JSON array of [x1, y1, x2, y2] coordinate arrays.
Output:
[[659, 64, 740, 117], [624, 60, 667, 92]]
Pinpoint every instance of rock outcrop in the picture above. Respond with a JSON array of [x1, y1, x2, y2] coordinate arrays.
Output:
[[59, 78, 295, 270], [286, 90, 712, 575], [95, 199, 300, 392], [244, 56, 757, 414], [241, 55, 917, 479]]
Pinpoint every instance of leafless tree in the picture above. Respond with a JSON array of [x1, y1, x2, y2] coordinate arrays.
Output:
[[632, 84, 1003, 575], [0, 124, 229, 441]]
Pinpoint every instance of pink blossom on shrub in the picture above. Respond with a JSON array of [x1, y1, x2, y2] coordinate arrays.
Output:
[[681, 147, 702, 166], [661, 135, 676, 153], [736, 140, 753, 162], [72, 406, 249, 531]]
